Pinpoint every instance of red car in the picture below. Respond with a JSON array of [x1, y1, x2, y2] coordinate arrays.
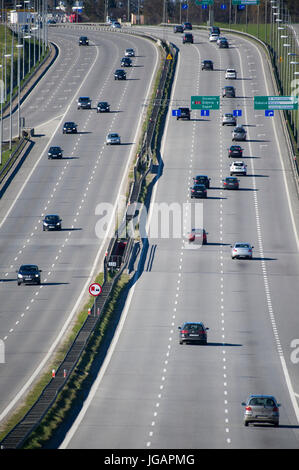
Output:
[[188, 228, 207, 245]]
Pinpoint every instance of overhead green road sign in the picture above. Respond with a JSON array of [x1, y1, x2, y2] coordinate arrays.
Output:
[[195, 0, 214, 4], [232, 1, 260, 5], [191, 96, 220, 110], [254, 96, 298, 110]]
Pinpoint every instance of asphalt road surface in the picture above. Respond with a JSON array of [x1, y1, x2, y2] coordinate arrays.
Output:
[[0, 27, 159, 423], [61, 27, 299, 449]]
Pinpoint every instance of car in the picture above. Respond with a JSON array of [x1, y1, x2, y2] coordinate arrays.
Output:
[[222, 176, 239, 190], [114, 69, 126, 80], [219, 39, 229, 48], [222, 113, 237, 126], [232, 126, 246, 141], [182, 22, 192, 30], [242, 395, 280, 427], [182, 33, 193, 44], [176, 107, 190, 120], [42, 214, 62, 231], [217, 36, 227, 45], [106, 133, 121, 145], [173, 25, 184, 33], [121, 57, 132, 67], [17, 264, 42, 286], [228, 145, 243, 158], [231, 242, 253, 259], [125, 48, 135, 57], [97, 101, 110, 113], [193, 175, 210, 188], [63, 122, 77, 134], [230, 161, 247, 176], [178, 322, 209, 345], [111, 21, 121, 29], [201, 60, 213, 71], [77, 96, 91, 109], [48, 146, 63, 159], [225, 68, 237, 79], [222, 86, 236, 98], [209, 33, 219, 42], [79, 36, 89, 46], [190, 183, 207, 198], [187, 228, 207, 245], [210, 26, 220, 35]]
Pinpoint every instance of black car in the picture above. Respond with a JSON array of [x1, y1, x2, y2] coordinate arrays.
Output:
[[228, 145, 243, 158], [193, 175, 210, 188], [182, 22, 192, 30], [219, 39, 229, 48], [222, 86, 236, 98], [17, 265, 42, 286], [210, 26, 220, 35], [173, 25, 184, 33], [63, 122, 77, 134], [182, 33, 193, 44], [178, 322, 209, 345], [97, 101, 110, 113], [77, 96, 91, 109], [176, 107, 190, 120], [114, 69, 126, 80], [201, 60, 213, 70], [79, 36, 89, 46], [222, 176, 239, 190], [190, 184, 207, 198], [121, 57, 132, 67], [42, 214, 62, 231], [48, 146, 63, 159]]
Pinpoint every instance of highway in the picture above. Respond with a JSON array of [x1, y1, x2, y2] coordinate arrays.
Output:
[[61, 27, 299, 449], [0, 28, 158, 422]]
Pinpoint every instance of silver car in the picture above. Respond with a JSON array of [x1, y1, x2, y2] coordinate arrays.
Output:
[[222, 113, 237, 126], [230, 161, 247, 176], [231, 242, 253, 259], [106, 133, 121, 145], [225, 68, 237, 79], [242, 395, 280, 427], [125, 48, 135, 57], [232, 126, 246, 141]]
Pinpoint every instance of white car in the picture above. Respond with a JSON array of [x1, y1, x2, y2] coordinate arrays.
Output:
[[225, 68, 237, 79], [230, 161, 247, 176], [222, 113, 237, 126], [209, 33, 219, 42], [106, 133, 121, 145], [231, 243, 253, 260], [125, 48, 135, 57]]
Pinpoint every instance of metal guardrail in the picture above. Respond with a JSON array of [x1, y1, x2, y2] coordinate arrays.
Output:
[[0, 137, 27, 187], [0, 31, 177, 450]]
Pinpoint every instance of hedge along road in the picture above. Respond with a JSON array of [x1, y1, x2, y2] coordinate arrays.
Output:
[[61, 26, 299, 449], [0, 27, 159, 423]]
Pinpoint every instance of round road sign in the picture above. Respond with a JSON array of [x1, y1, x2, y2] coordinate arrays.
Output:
[[89, 283, 102, 296]]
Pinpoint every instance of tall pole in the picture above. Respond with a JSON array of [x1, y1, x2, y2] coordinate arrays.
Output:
[[17, 43, 22, 139], [0, 58, 3, 166], [9, 30, 14, 151]]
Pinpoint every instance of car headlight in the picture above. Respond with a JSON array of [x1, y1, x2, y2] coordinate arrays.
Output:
[[18, 274, 23, 278], [44, 222, 48, 226], [35, 274, 39, 277]]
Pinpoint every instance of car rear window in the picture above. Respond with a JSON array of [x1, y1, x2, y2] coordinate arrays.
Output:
[[249, 397, 275, 406]]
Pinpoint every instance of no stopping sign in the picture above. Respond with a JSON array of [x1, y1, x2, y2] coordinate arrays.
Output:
[[89, 283, 102, 296]]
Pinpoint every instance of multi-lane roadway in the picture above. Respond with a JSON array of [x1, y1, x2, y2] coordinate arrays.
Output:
[[0, 27, 158, 424], [60, 26, 299, 449]]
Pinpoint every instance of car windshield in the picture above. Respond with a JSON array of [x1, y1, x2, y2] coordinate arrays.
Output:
[[249, 397, 275, 407], [225, 114, 233, 117], [49, 147, 60, 151], [20, 265, 37, 272], [185, 324, 203, 332], [99, 102, 108, 106], [80, 97, 89, 101], [45, 215, 58, 221], [236, 244, 250, 248], [227, 178, 237, 182], [227, 69, 235, 73], [65, 122, 75, 126], [109, 134, 118, 138], [234, 163, 243, 166]]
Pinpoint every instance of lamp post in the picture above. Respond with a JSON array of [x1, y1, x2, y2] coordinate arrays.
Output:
[[16, 43, 23, 139], [24, 35, 31, 73], [0, 60, 3, 166], [9, 30, 14, 150]]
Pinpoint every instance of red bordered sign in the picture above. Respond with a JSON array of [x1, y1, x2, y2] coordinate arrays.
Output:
[[89, 283, 102, 296]]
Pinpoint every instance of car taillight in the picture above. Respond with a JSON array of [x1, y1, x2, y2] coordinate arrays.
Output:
[[273, 406, 278, 412], [191, 189, 194, 192], [181, 330, 188, 334], [233, 249, 237, 252], [245, 406, 252, 411]]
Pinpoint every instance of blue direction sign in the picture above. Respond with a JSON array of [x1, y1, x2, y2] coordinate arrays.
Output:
[[221, 4, 227, 9], [172, 109, 181, 117], [265, 110, 274, 117], [201, 109, 210, 116], [233, 109, 242, 117], [202, 4, 208, 8], [182, 3, 188, 9]]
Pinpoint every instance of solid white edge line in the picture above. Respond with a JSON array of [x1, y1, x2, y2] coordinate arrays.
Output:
[[240, 36, 299, 423], [0, 35, 158, 425], [60, 40, 177, 451]]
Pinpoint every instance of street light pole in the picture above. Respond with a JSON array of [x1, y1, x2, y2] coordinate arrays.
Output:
[[9, 30, 14, 151], [16, 43, 23, 139]]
